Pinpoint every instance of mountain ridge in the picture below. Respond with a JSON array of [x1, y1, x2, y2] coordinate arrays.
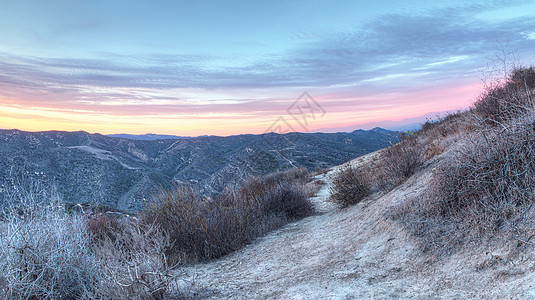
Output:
[[0, 128, 398, 211]]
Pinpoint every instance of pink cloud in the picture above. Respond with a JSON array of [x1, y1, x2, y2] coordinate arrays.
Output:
[[1, 74, 483, 135]]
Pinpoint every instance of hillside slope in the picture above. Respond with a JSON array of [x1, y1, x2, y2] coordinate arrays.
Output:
[[0, 128, 397, 211], [180, 150, 535, 299]]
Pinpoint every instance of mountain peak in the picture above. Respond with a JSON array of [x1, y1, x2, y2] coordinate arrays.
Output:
[[370, 127, 391, 133]]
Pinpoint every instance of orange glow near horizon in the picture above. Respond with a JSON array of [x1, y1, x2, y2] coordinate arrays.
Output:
[[1, 80, 482, 136], [2, 0, 535, 137]]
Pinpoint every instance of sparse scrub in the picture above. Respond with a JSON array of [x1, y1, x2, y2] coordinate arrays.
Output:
[[259, 182, 312, 219], [375, 134, 426, 190], [393, 66, 535, 253], [238, 168, 312, 219], [246, 167, 310, 191], [330, 166, 370, 207], [0, 190, 182, 299], [141, 168, 314, 263], [94, 221, 181, 299], [369, 111, 466, 193], [86, 212, 121, 242], [328, 120, 448, 208], [0, 198, 100, 299], [473, 66, 535, 124], [419, 112, 466, 139]]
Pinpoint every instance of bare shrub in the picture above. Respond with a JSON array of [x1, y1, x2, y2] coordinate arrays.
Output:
[[0, 198, 100, 299], [393, 65, 535, 254], [238, 168, 313, 219], [395, 126, 535, 252], [0, 186, 183, 299], [94, 221, 180, 299], [327, 112, 464, 208], [141, 186, 232, 262], [330, 166, 370, 208], [244, 167, 310, 192], [86, 213, 121, 242], [473, 66, 535, 124], [510, 66, 535, 89], [258, 182, 313, 219], [376, 135, 425, 190], [141, 168, 313, 263], [367, 111, 467, 194], [419, 112, 467, 140]]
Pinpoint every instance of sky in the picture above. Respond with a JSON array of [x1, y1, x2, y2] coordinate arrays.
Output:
[[1, 0, 535, 136]]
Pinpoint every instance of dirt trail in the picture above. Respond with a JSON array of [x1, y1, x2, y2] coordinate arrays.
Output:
[[181, 151, 535, 299]]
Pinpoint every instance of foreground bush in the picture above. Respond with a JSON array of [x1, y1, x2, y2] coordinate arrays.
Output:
[[330, 166, 370, 207], [0, 168, 313, 297], [94, 221, 180, 299], [0, 196, 181, 299], [0, 198, 100, 299], [141, 168, 313, 263]]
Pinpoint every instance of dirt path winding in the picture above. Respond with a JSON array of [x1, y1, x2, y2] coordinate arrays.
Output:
[[180, 151, 535, 299]]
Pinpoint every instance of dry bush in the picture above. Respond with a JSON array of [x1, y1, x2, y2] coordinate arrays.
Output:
[[86, 213, 121, 242], [375, 134, 426, 190], [395, 126, 535, 253], [0, 198, 100, 299], [368, 111, 467, 194], [393, 66, 535, 254], [238, 168, 313, 219], [330, 166, 370, 208], [473, 66, 535, 124], [258, 182, 313, 219], [421, 112, 467, 140], [511, 66, 535, 89], [244, 167, 310, 191], [420, 116, 461, 159], [140, 185, 242, 262], [327, 113, 464, 207], [94, 221, 181, 299], [0, 189, 183, 299], [141, 168, 313, 263], [140, 186, 218, 262]]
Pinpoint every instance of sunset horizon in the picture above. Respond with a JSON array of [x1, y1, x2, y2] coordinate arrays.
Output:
[[1, 1, 534, 136]]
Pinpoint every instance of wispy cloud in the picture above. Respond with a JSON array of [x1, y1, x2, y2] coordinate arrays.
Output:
[[1, 1, 535, 134], [4, 4, 534, 91]]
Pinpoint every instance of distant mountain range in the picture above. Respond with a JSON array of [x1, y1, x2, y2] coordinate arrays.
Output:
[[0, 128, 398, 211], [107, 133, 199, 140], [313, 110, 464, 133]]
